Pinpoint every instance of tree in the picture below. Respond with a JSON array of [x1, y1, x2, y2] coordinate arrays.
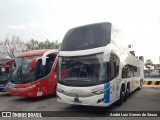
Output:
[[145, 59, 153, 70], [38, 41, 45, 49], [0, 36, 61, 58], [26, 39, 61, 50], [41, 39, 60, 49], [25, 39, 39, 51], [0, 35, 26, 58], [54, 40, 61, 49]]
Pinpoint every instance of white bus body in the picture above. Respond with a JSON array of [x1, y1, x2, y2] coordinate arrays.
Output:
[[57, 22, 144, 107]]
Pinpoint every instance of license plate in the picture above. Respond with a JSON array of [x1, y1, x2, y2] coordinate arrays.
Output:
[[37, 92, 42, 96]]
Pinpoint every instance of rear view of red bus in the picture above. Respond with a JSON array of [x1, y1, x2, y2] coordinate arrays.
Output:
[[8, 49, 58, 97]]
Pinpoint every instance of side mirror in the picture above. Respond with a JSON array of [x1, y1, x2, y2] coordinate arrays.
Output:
[[3, 59, 14, 70]]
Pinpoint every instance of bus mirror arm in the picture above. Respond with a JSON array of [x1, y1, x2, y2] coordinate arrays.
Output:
[[42, 50, 58, 66]]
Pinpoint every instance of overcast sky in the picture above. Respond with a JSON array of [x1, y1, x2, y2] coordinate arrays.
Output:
[[0, 0, 160, 63]]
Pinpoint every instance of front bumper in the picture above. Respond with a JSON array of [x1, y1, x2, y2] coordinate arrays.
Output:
[[8, 87, 38, 97], [57, 91, 114, 107]]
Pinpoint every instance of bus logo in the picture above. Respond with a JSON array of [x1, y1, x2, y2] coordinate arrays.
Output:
[[73, 94, 82, 103], [2, 112, 11, 117]]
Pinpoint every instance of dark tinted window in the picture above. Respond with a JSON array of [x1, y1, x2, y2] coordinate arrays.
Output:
[[122, 65, 140, 78], [133, 66, 140, 77], [60, 22, 111, 51], [58, 52, 120, 87], [35, 53, 57, 80], [58, 53, 105, 87], [108, 52, 120, 80]]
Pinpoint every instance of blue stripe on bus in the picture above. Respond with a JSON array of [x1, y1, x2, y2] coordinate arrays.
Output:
[[103, 82, 110, 103]]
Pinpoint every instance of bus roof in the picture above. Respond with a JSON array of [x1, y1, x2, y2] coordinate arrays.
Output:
[[60, 22, 112, 51], [17, 49, 53, 57]]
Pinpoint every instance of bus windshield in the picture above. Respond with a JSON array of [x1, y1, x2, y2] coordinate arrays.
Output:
[[60, 22, 111, 51], [10, 56, 36, 84], [58, 53, 111, 87]]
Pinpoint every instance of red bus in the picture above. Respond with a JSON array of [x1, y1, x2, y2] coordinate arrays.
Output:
[[0, 59, 14, 92], [8, 49, 58, 97]]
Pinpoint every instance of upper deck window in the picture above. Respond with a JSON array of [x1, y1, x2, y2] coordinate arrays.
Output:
[[60, 22, 111, 51]]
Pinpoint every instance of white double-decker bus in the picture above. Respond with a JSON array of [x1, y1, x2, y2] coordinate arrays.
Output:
[[57, 22, 144, 106]]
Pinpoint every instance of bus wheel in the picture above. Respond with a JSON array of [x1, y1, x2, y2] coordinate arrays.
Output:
[[117, 86, 125, 106], [124, 84, 130, 101], [138, 79, 143, 90]]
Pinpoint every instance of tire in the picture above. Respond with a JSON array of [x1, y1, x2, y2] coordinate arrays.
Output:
[[138, 79, 143, 90], [117, 86, 125, 106], [124, 84, 130, 101]]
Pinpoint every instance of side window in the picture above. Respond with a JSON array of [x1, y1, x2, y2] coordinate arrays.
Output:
[[110, 61, 115, 79], [35, 53, 56, 80], [45, 53, 56, 74], [133, 66, 140, 77], [35, 59, 45, 80], [128, 66, 134, 77], [108, 52, 120, 80], [104, 62, 109, 81], [122, 65, 130, 78], [115, 54, 120, 77], [122, 65, 139, 78]]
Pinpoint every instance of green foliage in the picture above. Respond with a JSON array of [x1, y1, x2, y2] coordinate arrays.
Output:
[[25, 39, 39, 50], [145, 59, 153, 70], [25, 39, 61, 51]]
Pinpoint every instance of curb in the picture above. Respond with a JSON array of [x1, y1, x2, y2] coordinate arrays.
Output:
[[143, 80, 160, 85]]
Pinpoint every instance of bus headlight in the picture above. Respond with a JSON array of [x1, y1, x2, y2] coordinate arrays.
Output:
[[26, 84, 36, 89], [8, 83, 16, 88], [17, 84, 37, 91], [92, 90, 103, 95], [57, 88, 64, 93]]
